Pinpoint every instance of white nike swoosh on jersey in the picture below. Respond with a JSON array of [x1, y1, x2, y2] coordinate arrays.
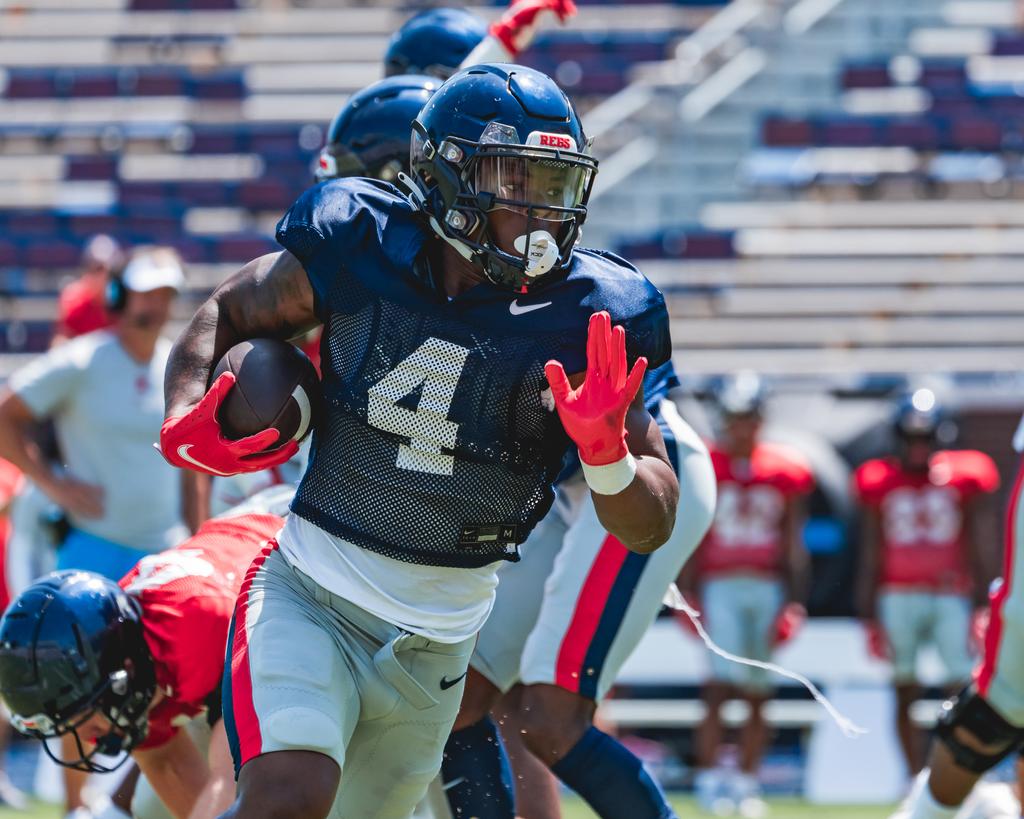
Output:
[[509, 299, 552, 316], [176, 444, 236, 477]]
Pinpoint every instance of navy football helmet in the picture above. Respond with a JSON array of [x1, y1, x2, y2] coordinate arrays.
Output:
[[717, 371, 765, 418], [409, 63, 598, 292], [316, 75, 440, 184], [0, 571, 156, 772], [894, 388, 942, 439], [384, 8, 486, 79]]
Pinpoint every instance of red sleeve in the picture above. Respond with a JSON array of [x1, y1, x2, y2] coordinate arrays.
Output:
[[122, 514, 281, 750], [947, 450, 1001, 497], [854, 460, 891, 506], [759, 443, 815, 496], [138, 698, 180, 750], [782, 455, 814, 496], [134, 592, 234, 750]]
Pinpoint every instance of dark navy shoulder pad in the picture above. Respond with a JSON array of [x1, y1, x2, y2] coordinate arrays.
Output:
[[275, 177, 425, 309], [276, 177, 424, 264], [568, 248, 671, 371]]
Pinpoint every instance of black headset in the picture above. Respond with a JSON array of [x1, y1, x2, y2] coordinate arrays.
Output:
[[104, 275, 127, 312]]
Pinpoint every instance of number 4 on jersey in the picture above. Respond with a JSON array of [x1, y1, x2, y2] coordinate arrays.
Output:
[[367, 337, 470, 476]]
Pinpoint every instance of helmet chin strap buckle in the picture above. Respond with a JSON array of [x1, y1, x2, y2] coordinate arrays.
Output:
[[513, 230, 559, 278]]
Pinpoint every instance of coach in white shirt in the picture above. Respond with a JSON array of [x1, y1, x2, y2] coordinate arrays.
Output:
[[0, 247, 189, 582]]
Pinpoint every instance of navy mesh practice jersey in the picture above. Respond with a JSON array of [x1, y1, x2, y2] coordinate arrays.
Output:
[[276, 178, 671, 569]]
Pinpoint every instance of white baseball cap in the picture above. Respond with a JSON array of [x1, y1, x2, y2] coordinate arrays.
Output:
[[121, 252, 185, 293]]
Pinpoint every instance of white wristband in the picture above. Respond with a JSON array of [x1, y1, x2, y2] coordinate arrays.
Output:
[[581, 452, 637, 496]]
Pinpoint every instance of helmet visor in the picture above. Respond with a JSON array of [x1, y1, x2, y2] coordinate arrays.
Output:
[[472, 151, 593, 221]]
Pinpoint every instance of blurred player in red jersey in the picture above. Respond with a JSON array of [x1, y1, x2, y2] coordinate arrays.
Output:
[[856, 388, 1000, 778], [0, 485, 292, 819], [52, 235, 123, 346], [681, 373, 813, 817]]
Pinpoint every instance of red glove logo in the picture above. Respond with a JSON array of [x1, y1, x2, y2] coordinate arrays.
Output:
[[771, 602, 807, 647], [490, 0, 577, 57], [159, 372, 299, 477], [545, 311, 646, 466]]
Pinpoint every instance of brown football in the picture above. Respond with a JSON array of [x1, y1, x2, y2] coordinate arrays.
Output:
[[211, 338, 321, 447]]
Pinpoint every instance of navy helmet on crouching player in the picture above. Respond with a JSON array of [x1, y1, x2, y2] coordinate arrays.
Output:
[[316, 74, 440, 184], [408, 63, 598, 292], [384, 8, 486, 79], [0, 571, 156, 772]]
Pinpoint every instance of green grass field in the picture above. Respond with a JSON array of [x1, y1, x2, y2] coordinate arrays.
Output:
[[0, 796, 897, 818], [562, 796, 894, 818]]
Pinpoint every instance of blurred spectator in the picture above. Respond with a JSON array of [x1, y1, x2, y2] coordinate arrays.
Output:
[[855, 389, 999, 778], [52, 235, 123, 346], [679, 373, 814, 817], [0, 246, 189, 816]]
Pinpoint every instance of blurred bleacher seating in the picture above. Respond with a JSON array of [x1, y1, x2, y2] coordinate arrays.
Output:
[[585, 0, 1024, 382], [0, 0, 723, 373]]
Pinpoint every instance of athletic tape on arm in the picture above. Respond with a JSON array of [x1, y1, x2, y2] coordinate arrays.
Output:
[[662, 584, 867, 738]]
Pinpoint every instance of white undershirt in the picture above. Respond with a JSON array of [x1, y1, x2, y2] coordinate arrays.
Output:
[[277, 514, 501, 643]]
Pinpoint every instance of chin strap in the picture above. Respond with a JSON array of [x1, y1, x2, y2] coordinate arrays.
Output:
[[397, 172, 475, 262]]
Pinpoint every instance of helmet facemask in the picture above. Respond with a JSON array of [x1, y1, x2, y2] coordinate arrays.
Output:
[[317, 140, 407, 184], [12, 663, 155, 773], [411, 120, 598, 292], [4, 589, 157, 774]]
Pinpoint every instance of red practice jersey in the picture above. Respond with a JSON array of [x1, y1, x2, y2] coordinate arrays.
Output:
[[118, 512, 283, 749], [854, 450, 1000, 592], [697, 442, 814, 578]]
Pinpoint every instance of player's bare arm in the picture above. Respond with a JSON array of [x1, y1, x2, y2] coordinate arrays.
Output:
[[588, 386, 677, 553], [110, 765, 142, 814], [164, 250, 318, 418], [0, 390, 104, 518], [185, 720, 236, 819], [133, 729, 211, 819], [548, 311, 678, 555], [161, 251, 319, 476]]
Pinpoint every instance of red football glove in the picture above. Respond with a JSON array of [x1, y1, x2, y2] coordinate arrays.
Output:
[[159, 372, 299, 477], [771, 602, 807, 647], [864, 619, 890, 661], [490, 0, 577, 57], [545, 311, 646, 466]]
